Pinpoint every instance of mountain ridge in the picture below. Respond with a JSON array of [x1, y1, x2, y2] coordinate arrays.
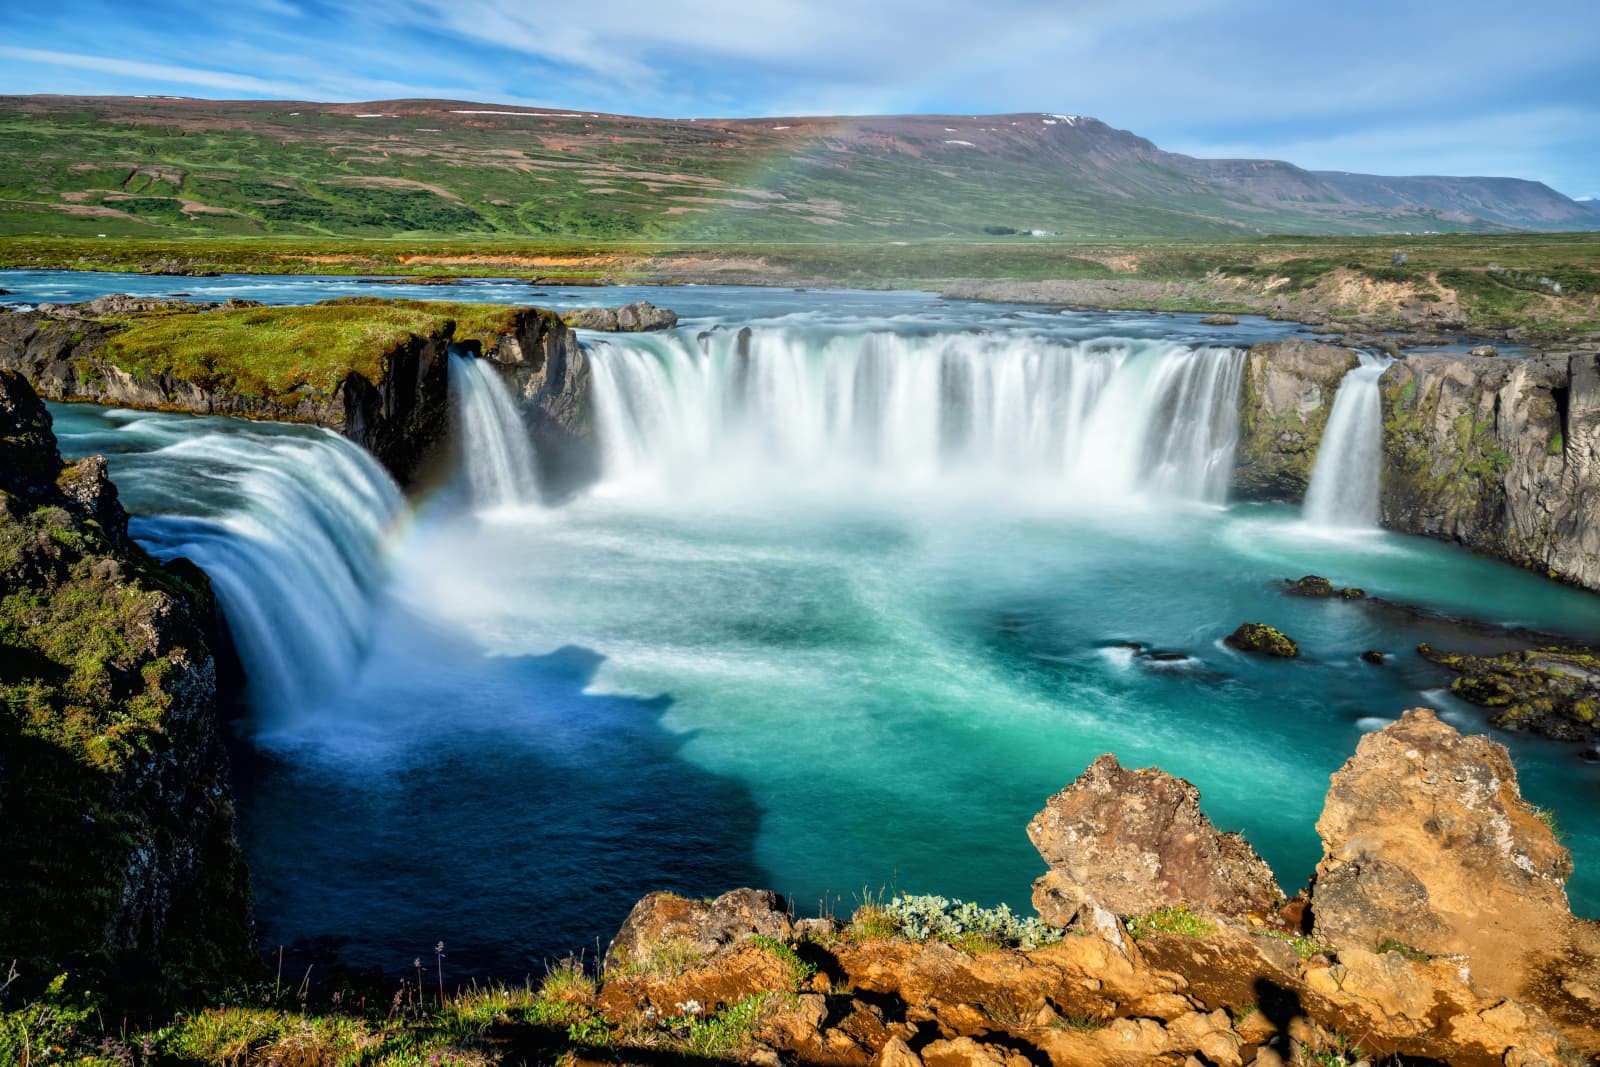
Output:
[[1, 94, 1595, 239]]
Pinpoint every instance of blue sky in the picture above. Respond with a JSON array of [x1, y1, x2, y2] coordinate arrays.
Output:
[[2, 0, 1596, 198]]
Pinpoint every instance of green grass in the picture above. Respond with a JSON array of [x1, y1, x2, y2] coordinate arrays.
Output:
[[96, 299, 526, 400], [1256, 930, 1331, 960], [1124, 905, 1215, 940], [744, 935, 817, 990]]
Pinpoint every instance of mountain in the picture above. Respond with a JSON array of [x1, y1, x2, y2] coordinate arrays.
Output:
[[1, 95, 1595, 240]]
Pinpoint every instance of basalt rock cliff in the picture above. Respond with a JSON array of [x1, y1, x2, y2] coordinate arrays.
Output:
[[0, 370, 253, 997], [1232, 340, 1358, 502], [1380, 349, 1599, 590], [0, 298, 599, 487]]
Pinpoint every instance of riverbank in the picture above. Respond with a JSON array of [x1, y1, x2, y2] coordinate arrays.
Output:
[[4, 233, 1600, 343]]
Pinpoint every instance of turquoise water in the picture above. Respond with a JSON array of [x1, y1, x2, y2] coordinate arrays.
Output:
[[25, 267, 1598, 976]]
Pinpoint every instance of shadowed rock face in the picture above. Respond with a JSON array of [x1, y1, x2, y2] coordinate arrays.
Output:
[[1232, 340, 1359, 502], [0, 370, 253, 996], [1311, 709, 1585, 994], [1026, 754, 1283, 923]]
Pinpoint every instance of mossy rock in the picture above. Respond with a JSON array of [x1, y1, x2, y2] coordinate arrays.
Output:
[[1361, 650, 1386, 665], [1287, 575, 1335, 597], [1226, 623, 1299, 658]]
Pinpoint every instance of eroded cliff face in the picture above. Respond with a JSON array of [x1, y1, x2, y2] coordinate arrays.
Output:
[[1232, 340, 1358, 502], [1380, 350, 1600, 589], [472, 311, 598, 494], [0, 303, 451, 482], [0, 370, 253, 994]]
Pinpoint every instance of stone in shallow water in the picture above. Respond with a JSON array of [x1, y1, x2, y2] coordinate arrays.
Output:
[[1225, 623, 1299, 657]]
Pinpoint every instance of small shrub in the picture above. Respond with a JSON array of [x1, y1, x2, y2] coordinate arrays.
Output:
[[1534, 807, 1569, 842], [669, 993, 772, 1058], [1256, 930, 1330, 960], [1052, 1013, 1106, 1032], [745, 935, 815, 990], [1125, 905, 1214, 940], [879, 895, 1065, 951], [540, 958, 597, 1002]]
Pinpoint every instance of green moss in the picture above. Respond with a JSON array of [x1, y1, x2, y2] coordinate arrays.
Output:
[[1375, 937, 1431, 962], [744, 934, 817, 990], [1256, 930, 1330, 960], [1225, 622, 1299, 658], [98, 298, 531, 400]]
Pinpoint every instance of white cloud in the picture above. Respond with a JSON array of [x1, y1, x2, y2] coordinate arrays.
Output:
[[0, 46, 303, 95]]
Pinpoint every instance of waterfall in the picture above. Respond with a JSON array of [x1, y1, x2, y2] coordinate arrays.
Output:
[[449, 352, 540, 510], [1303, 353, 1394, 528], [127, 429, 404, 714], [585, 329, 1246, 503]]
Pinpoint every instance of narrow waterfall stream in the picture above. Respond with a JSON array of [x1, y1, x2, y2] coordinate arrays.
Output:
[[449, 352, 541, 510], [1303, 353, 1394, 528]]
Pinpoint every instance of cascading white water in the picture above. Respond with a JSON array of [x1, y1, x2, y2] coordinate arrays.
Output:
[[586, 329, 1246, 503], [449, 352, 540, 510], [1303, 353, 1394, 528], [128, 429, 404, 713]]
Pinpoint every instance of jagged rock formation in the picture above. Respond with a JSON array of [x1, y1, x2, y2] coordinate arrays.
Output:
[[594, 712, 1599, 1064], [0, 370, 253, 994], [1311, 708, 1598, 1031], [1026, 754, 1282, 924], [1418, 642, 1600, 740], [1232, 340, 1359, 501], [607, 889, 793, 971], [1380, 349, 1600, 591], [560, 301, 678, 332]]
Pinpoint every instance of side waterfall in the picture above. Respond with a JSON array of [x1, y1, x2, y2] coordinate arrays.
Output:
[[1303, 353, 1393, 528], [449, 352, 540, 509], [585, 329, 1246, 502], [129, 429, 404, 713]]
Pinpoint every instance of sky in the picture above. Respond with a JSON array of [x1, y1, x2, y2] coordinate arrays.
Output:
[[2, 0, 1596, 198]]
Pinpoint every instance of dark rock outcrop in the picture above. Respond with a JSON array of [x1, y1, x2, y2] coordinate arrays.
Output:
[[1285, 575, 1364, 599], [0, 370, 252, 994], [560, 301, 678, 332], [1418, 642, 1600, 741], [1380, 350, 1600, 591], [467, 309, 597, 493], [1225, 623, 1299, 657], [1027, 754, 1283, 923], [1232, 340, 1360, 502]]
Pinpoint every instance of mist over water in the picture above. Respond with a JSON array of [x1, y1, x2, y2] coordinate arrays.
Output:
[[39, 282, 1600, 975]]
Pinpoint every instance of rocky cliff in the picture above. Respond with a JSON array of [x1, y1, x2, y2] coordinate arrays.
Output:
[[1380, 349, 1600, 590], [0, 297, 597, 486], [1232, 340, 1358, 502], [0, 370, 253, 996]]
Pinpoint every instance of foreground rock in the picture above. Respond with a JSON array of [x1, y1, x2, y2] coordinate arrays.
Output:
[[1311, 708, 1599, 1039], [0, 371, 253, 995], [1027, 754, 1282, 923], [1231, 340, 1360, 502], [1225, 622, 1299, 657], [560, 301, 678, 332], [585, 711, 1597, 1065]]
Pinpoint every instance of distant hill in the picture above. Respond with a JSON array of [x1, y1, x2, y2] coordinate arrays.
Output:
[[1, 96, 1595, 240]]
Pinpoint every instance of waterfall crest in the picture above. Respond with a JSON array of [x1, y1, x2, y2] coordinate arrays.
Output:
[[1303, 353, 1394, 528], [449, 352, 540, 510], [129, 428, 404, 713], [586, 329, 1246, 503]]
